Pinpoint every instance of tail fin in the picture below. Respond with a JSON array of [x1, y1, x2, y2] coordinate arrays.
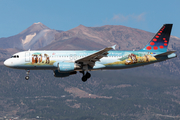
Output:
[[140, 24, 173, 52]]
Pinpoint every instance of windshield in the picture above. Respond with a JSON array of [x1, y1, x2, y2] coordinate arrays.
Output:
[[11, 55, 19, 58]]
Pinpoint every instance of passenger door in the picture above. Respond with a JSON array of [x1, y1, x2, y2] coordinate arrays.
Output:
[[25, 52, 30, 62]]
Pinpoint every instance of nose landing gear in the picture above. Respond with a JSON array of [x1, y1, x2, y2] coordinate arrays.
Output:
[[25, 70, 30, 80], [25, 76, 29, 80], [80, 71, 91, 82]]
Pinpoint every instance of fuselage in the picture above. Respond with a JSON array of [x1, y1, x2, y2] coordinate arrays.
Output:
[[4, 50, 175, 71]]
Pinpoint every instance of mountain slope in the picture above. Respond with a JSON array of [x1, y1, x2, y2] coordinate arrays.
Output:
[[44, 24, 180, 51], [0, 22, 62, 50], [0, 65, 180, 119]]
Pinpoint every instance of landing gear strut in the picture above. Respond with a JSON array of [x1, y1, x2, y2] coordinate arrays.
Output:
[[25, 70, 30, 80], [80, 71, 91, 82]]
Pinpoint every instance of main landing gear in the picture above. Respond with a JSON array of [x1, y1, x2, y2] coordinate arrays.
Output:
[[25, 70, 30, 80], [80, 71, 91, 82]]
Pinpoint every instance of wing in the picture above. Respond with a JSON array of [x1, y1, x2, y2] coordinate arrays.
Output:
[[75, 45, 116, 67]]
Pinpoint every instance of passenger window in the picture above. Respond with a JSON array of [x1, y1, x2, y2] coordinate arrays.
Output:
[[17, 55, 19, 58]]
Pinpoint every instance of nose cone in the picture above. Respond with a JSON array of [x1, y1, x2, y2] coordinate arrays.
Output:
[[4, 59, 10, 67]]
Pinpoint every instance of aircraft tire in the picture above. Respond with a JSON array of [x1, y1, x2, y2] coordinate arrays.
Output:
[[82, 76, 87, 82], [86, 72, 91, 78], [25, 76, 29, 80]]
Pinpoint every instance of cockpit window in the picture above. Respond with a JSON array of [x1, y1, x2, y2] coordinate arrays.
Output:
[[11, 55, 19, 58], [11, 56, 16, 58]]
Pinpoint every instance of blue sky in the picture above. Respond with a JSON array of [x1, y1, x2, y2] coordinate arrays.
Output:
[[0, 0, 179, 38]]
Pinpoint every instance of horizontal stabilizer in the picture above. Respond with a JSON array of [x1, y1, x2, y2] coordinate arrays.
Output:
[[154, 51, 176, 57]]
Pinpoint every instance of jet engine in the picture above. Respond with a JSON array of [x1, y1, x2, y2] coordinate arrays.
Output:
[[57, 62, 80, 73]]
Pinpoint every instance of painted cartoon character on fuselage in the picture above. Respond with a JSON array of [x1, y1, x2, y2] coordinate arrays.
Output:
[[125, 53, 137, 65], [44, 54, 50, 64], [32, 53, 42, 64]]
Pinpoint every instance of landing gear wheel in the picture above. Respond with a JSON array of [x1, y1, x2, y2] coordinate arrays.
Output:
[[80, 71, 91, 82], [25, 70, 30, 80], [86, 72, 91, 78], [25, 76, 29, 80], [82, 76, 87, 82]]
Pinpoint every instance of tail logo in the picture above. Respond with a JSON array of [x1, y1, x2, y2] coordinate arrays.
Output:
[[142, 24, 172, 52]]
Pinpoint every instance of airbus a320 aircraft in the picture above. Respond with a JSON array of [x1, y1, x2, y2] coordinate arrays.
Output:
[[4, 24, 176, 82]]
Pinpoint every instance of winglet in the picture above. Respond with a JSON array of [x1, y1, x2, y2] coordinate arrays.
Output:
[[112, 45, 116, 50]]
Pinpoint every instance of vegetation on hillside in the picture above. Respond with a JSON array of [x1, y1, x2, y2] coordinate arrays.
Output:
[[0, 65, 180, 119]]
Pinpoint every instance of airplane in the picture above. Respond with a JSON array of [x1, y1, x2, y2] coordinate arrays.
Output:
[[4, 24, 176, 82]]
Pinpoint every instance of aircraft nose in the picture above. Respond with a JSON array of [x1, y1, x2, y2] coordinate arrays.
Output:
[[4, 59, 10, 67]]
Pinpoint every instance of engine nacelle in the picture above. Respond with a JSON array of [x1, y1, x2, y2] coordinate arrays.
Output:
[[53, 70, 77, 77], [57, 62, 79, 73], [53, 70, 70, 77]]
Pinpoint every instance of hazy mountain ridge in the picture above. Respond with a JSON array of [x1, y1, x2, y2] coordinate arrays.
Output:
[[1, 23, 179, 51], [52, 24, 180, 51], [0, 22, 62, 50], [51, 24, 154, 50]]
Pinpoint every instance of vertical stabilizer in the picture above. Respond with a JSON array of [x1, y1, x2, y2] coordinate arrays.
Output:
[[140, 24, 173, 52]]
